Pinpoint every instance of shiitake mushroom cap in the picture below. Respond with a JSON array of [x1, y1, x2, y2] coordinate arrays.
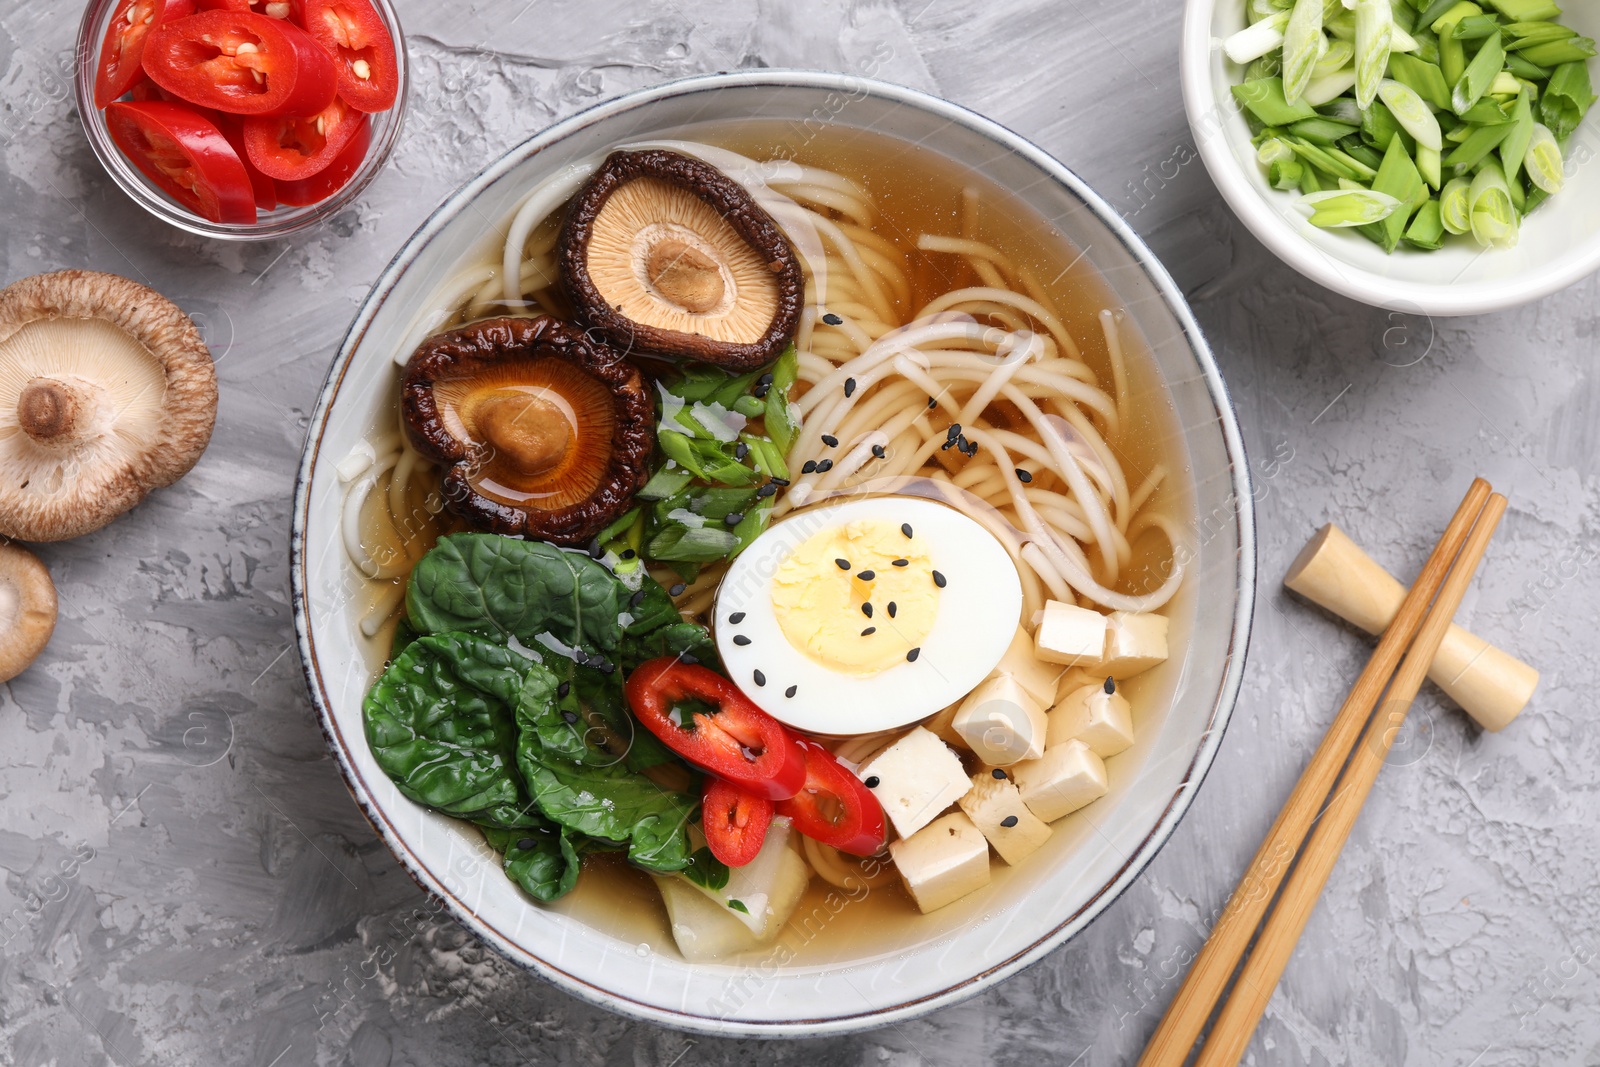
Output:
[[401, 316, 654, 545], [559, 149, 803, 371]]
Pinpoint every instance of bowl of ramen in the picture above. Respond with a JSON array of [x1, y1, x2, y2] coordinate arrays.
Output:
[[292, 71, 1256, 1035]]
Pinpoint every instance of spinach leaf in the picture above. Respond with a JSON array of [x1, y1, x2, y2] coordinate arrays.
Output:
[[480, 825, 582, 902], [682, 846, 731, 892], [363, 632, 542, 829], [514, 663, 699, 873]]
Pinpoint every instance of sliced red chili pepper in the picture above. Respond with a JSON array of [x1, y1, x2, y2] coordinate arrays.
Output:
[[702, 777, 773, 868], [241, 95, 362, 180], [143, 10, 338, 117], [273, 114, 368, 206], [128, 77, 175, 103], [295, 0, 398, 112], [215, 116, 277, 210], [624, 658, 806, 801], [93, 0, 197, 108], [105, 100, 257, 223], [775, 740, 887, 857]]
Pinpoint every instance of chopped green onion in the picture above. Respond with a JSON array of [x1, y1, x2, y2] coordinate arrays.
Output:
[[1281, 0, 1326, 102], [1290, 116, 1362, 144], [1226, 11, 1291, 64], [1234, 77, 1321, 124], [1443, 119, 1515, 169], [1317, 97, 1364, 125], [1379, 79, 1445, 150], [1417, 0, 1463, 31], [1518, 36, 1596, 67], [1439, 176, 1474, 232], [1353, 0, 1395, 107], [1404, 199, 1448, 249], [637, 466, 695, 502], [1487, 71, 1524, 96], [1541, 60, 1597, 137], [1499, 85, 1536, 181], [1313, 38, 1355, 78], [1305, 67, 1360, 105], [763, 345, 800, 455], [1416, 144, 1443, 188], [1524, 121, 1565, 192], [1257, 137, 1297, 166], [1434, 2, 1483, 85], [1452, 31, 1506, 113], [1483, 0, 1561, 20], [1503, 21, 1575, 50], [1468, 160, 1519, 248], [1361, 136, 1429, 251], [1504, 52, 1551, 79], [1299, 188, 1403, 227], [1388, 52, 1455, 110], [1451, 14, 1502, 41]]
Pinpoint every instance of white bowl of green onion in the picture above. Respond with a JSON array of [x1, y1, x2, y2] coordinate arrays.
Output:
[[1183, 0, 1600, 315]]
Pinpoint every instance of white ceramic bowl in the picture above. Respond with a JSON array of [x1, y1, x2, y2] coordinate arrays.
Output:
[[292, 71, 1255, 1036], [1181, 0, 1600, 316]]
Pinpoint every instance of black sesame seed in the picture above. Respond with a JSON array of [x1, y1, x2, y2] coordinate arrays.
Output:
[[557, 681, 572, 699], [735, 441, 749, 461], [785, 685, 797, 698], [758, 373, 774, 387], [891, 558, 909, 567], [821, 434, 838, 447], [906, 647, 920, 662], [587, 538, 603, 559], [861, 602, 873, 618], [857, 570, 875, 581], [864, 775, 880, 788], [733, 635, 752, 646], [598, 660, 615, 674], [756, 483, 777, 498], [753, 669, 766, 687], [561, 711, 578, 724], [629, 589, 646, 608], [991, 768, 1007, 779], [753, 383, 771, 398], [1000, 815, 1020, 828], [887, 602, 897, 618], [620, 549, 637, 560], [843, 377, 856, 397], [516, 838, 539, 851], [771, 477, 791, 486], [927, 396, 937, 409], [941, 438, 957, 452], [946, 424, 962, 442], [669, 583, 687, 597], [871, 444, 887, 458], [724, 512, 744, 527], [815, 459, 834, 473], [822, 312, 844, 325], [965, 440, 979, 457], [1015, 468, 1033, 483], [901, 523, 913, 538], [680, 653, 699, 665], [932, 570, 947, 588], [801, 460, 818, 474], [861, 626, 876, 636], [835, 558, 851, 570], [729, 611, 746, 624], [1104, 676, 1116, 695]]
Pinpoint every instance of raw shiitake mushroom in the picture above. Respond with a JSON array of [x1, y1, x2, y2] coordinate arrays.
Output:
[[401, 316, 655, 545], [0, 541, 56, 682], [559, 149, 803, 370], [0, 271, 218, 541]]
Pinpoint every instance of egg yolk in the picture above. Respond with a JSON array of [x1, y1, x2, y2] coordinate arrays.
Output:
[[770, 518, 940, 675]]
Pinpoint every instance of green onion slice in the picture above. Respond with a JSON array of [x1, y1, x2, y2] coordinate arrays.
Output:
[[1468, 160, 1519, 248], [1524, 121, 1565, 192], [1378, 79, 1444, 150], [1439, 176, 1474, 233], [1298, 188, 1403, 227]]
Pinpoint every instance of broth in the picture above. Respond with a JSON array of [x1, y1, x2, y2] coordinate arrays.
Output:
[[346, 120, 1194, 967]]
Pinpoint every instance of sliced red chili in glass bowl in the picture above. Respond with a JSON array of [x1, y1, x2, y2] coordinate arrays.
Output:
[[295, 0, 398, 112], [215, 117, 277, 210], [93, 0, 196, 108], [242, 95, 363, 180], [105, 100, 257, 223], [624, 658, 806, 801], [273, 116, 368, 206], [702, 777, 773, 868], [775, 740, 887, 857], [143, 10, 338, 117]]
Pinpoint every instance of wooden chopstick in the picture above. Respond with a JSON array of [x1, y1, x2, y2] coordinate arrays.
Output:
[[1194, 491, 1507, 1065], [1136, 478, 1494, 1067]]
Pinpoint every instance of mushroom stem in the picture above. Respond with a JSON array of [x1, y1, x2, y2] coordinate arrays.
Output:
[[16, 379, 83, 445], [476, 391, 572, 477], [645, 238, 726, 314]]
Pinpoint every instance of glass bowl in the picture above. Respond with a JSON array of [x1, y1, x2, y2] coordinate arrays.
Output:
[[292, 72, 1257, 1035], [73, 0, 408, 241]]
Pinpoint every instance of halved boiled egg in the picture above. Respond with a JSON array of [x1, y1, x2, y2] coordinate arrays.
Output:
[[714, 496, 1023, 736]]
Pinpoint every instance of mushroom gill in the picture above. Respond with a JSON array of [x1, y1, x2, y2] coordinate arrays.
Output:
[[560, 150, 803, 370], [401, 316, 654, 544], [0, 271, 217, 542]]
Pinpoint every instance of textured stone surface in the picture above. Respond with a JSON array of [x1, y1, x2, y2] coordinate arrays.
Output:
[[2, 1, 1598, 1064]]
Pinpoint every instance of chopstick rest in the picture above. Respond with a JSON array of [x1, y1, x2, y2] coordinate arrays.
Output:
[[1285, 522, 1537, 731]]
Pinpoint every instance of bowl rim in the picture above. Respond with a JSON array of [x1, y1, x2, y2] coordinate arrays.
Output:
[[1180, 0, 1600, 316], [291, 69, 1258, 1036], [73, 0, 410, 242]]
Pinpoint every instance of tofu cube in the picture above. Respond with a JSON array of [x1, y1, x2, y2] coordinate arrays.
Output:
[[951, 673, 1047, 766], [1012, 739, 1109, 822], [1053, 666, 1100, 704], [993, 625, 1064, 706], [1046, 680, 1135, 758], [922, 702, 968, 750], [1034, 601, 1108, 667], [888, 812, 992, 913], [1100, 611, 1169, 679], [857, 726, 971, 839], [958, 770, 1052, 865]]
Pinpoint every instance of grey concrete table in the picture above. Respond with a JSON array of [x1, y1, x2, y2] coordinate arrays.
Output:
[[2, 1, 1597, 1064]]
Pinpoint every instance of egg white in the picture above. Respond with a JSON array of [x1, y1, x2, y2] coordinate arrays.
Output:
[[713, 496, 1023, 736]]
